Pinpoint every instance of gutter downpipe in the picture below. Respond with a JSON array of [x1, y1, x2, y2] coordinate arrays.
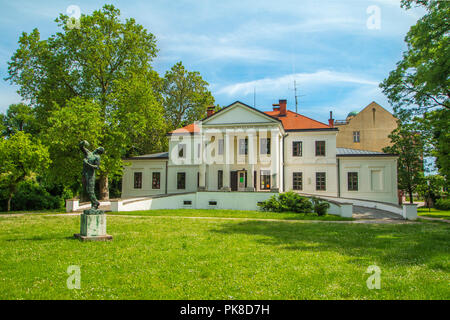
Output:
[[165, 160, 168, 195], [337, 157, 341, 198], [282, 133, 288, 192]]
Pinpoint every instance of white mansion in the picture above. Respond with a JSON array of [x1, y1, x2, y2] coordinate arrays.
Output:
[[121, 100, 398, 204]]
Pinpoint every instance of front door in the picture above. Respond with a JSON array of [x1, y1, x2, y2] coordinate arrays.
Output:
[[237, 170, 246, 191], [230, 171, 238, 191]]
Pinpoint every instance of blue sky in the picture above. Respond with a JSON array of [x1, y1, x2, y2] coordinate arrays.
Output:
[[0, 0, 425, 123]]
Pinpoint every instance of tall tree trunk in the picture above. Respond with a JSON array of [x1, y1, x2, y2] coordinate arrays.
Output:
[[99, 174, 109, 200], [408, 187, 414, 204], [7, 195, 12, 212]]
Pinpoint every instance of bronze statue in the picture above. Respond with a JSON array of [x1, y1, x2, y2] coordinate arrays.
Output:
[[79, 140, 104, 210]]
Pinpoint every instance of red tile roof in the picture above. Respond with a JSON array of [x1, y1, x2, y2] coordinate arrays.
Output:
[[168, 107, 331, 134], [264, 110, 330, 130], [168, 123, 200, 134]]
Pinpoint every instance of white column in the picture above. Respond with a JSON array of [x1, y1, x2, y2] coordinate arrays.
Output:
[[198, 131, 206, 191], [247, 130, 256, 191], [270, 130, 279, 192], [222, 130, 231, 191], [199, 162, 206, 191]]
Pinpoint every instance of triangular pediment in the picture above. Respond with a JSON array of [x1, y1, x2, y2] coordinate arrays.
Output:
[[203, 101, 280, 125]]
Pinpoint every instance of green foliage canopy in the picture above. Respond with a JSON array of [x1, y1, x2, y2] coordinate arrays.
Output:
[[0, 131, 50, 211]]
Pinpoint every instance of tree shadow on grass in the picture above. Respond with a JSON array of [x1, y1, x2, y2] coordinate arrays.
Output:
[[5, 235, 78, 241], [210, 221, 450, 271]]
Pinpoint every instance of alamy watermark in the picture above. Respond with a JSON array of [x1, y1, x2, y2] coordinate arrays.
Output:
[[366, 5, 381, 30], [66, 5, 81, 30], [366, 265, 381, 289], [67, 265, 81, 289]]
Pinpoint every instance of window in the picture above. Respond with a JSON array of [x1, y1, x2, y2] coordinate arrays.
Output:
[[315, 141, 326, 156], [293, 141, 302, 157], [209, 201, 217, 206], [353, 131, 360, 143], [260, 170, 271, 190], [218, 170, 223, 189], [152, 172, 160, 189], [178, 143, 186, 158], [293, 172, 303, 190], [177, 172, 186, 189], [134, 172, 142, 189], [183, 200, 192, 205], [239, 138, 248, 155], [260, 138, 271, 155], [218, 139, 224, 155], [316, 172, 326, 191], [348, 172, 358, 191]]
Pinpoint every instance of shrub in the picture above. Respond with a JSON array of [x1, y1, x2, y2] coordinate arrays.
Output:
[[7, 180, 63, 211], [311, 197, 330, 216], [258, 191, 313, 213], [435, 198, 450, 211]]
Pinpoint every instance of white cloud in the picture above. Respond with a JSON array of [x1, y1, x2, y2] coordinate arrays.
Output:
[[217, 70, 379, 96]]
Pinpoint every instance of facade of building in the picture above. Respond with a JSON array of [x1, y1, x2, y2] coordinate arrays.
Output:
[[334, 101, 397, 152], [122, 100, 399, 204]]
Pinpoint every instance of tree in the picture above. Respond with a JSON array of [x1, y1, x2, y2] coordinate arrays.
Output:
[[40, 97, 104, 193], [0, 132, 50, 211], [383, 120, 425, 203], [416, 174, 445, 206], [163, 61, 215, 130], [6, 5, 165, 199], [380, 0, 449, 115], [426, 109, 450, 182], [1, 103, 36, 137]]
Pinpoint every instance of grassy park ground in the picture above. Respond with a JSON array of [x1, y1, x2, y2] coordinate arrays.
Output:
[[417, 207, 450, 220], [0, 210, 448, 299]]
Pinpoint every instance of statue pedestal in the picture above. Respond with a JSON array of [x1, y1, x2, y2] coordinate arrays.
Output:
[[74, 211, 112, 241]]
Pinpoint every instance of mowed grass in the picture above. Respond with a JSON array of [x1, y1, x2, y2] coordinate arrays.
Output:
[[108, 209, 352, 221], [0, 213, 448, 299], [418, 207, 450, 220]]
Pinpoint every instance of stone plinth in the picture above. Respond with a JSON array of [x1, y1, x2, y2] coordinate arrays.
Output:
[[402, 204, 418, 220], [65, 199, 79, 212], [74, 212, 112, 241]]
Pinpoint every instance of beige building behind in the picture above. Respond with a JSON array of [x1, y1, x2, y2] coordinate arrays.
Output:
[[334, 102, 397, 152]]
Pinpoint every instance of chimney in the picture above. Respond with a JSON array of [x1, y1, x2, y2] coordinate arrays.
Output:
[[279, 99, 287, 116], [272, 103, 280, 111], [207, 105, 215, 117], [328, 111, 334, 127]]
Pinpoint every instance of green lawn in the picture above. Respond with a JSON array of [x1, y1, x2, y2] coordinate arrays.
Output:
[[418, 207, 450, 220], [0, 213, 448, 299], [108, 209, 352, 221]]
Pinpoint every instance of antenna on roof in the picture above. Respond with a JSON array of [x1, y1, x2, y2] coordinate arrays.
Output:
[[294, 80, 298, 114], [293, 80, 305, 116]]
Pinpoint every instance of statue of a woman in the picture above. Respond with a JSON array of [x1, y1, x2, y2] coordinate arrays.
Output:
[[79, 140, 104, 210]]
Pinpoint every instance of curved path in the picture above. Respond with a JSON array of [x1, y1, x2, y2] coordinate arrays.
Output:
[[352, 205, 403, 220]]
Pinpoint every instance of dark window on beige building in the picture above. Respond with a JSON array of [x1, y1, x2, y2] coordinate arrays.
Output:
[[218, 170, 223, 189], [293, 141, 302, 156], [316, 172, 326, 191], [239, 138, 248, 155], [315, 141, 326, 156], [177, 172, 186, 189], [260, 138, 271, 155], [348, 172, 358, 191], [293, 172, 303, 190], [260, 170, 271, 190], [152, 172, 160, 189], [353, 131, 360, 143], [134, 172, 142, 189]]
